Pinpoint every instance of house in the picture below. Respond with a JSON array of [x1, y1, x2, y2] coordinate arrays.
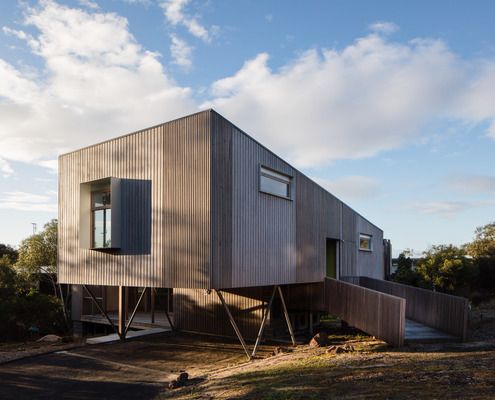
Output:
[[57, 110, 467, 354]]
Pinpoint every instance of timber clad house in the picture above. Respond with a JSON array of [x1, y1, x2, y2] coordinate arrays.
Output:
[[58, 110, 469, 355]]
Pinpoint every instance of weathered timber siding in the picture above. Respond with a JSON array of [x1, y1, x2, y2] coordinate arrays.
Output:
[[58, 111, 212, 288], [325, 278, 406, 347], [230, 124, 297, 287], [210, 112, 233, 288], [174, 287, 269, 339], [356, 216, 384, 279], [295, 172, 340, 283], [358, 277, 469, 340]]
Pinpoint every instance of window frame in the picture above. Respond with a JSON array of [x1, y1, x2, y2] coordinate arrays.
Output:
[[259, 165, 293, 200], [91, 189, 112, 249], [359, 233, 373, 252]]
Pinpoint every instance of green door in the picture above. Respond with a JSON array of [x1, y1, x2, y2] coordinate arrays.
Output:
[[326, 239, 337, 278]]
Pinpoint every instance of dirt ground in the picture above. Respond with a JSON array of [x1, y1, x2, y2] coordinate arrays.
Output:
[[1, 304, 495, 400], [0, 333, 275, 400], [162, 338, 495, 400]]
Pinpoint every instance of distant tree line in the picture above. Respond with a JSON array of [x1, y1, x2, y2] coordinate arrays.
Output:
[[392, 222, 495, 303], [0, 220, 68, 341]]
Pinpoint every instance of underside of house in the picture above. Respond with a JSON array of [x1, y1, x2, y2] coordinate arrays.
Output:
[[58, 110, 468, 355]]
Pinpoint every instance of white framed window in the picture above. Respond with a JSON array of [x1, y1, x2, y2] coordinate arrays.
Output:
[[359, 234, 372, 251], [259, 166, 292, 199]]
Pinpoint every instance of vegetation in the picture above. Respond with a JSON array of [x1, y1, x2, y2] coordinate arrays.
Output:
[[0, 220, 68, 341], [393, 222, 495, 301]]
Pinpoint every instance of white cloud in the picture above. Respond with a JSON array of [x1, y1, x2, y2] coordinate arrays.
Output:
[[205, 34, 495, 168], [3, 26, 31, 41], [77, 0, 99, 9], [265, 14, 273, 23], [447, 175, 495, 193], [38, 159, 58, 173], [0, 191, 57, 212], [314, 176, 380, 201], [170, 33, 193, 70], [122, 0, 152, 5], [161, 0, 212, 42], [409, 200, 495, 217], [369, 21, 399, 34], [0, 158, 14, 177], [0, 0, 195, 165]]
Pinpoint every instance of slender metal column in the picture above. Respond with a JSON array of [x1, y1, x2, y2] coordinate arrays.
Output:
[[118, 286, 125, 341], [215, 290, 251, 361], [124, 287, 148, 336], [277, 286, 296, 346], [83, 285, 119, 336], [251, 286, 277, 358]]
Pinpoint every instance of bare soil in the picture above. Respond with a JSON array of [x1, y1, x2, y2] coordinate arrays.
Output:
[[1, 303, 494, 400], [162, 338, 495, 399]]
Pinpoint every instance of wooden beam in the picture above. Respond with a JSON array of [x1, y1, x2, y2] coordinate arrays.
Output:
[[118, 286, 125, 341]]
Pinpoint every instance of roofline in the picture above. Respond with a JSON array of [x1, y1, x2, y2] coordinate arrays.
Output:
[[58, 109, 212, 158], [210, 110, 384, 233], [59, 108, 383, 232]]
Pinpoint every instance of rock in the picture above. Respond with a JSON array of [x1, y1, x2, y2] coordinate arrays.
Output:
[[309, 332, 329, 347], [169, 371, 189, 389], [37, 334, 62, 343], [177, 372, 188, 383]]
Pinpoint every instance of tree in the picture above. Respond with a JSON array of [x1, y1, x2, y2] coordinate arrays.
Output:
[[0, 243, 18, 264], [392, 249, 420, 286], [15, 219, 68, 322], [415, 245, 476, 294], [466, 222, 495, 294]]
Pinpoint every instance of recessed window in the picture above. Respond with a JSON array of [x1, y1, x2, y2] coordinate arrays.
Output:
[[91, 190, 112, 248], [359, 234, 372, 251], [260, 166, 291, 199]]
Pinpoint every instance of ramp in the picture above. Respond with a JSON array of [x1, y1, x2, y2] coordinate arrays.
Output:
[[324, 278, 406, 347], [346, 276, 469, 341]]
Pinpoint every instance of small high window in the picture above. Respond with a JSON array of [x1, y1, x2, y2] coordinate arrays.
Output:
[[359, 234, 372, 251], [260, 166, 292, 199], [91, 190, 112, 248]]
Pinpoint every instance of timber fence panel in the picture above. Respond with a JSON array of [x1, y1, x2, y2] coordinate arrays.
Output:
[[358, 277, 469, 340], [325, 278, 405, 347]]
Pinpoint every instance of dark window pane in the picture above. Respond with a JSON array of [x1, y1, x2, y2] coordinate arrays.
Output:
[[260, 175, 289, 198]]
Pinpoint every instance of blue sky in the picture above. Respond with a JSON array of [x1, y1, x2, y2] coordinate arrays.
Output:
[[1, 0, 495, 256]]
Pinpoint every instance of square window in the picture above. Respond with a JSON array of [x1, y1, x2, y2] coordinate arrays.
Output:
[[359, 234, 372, 251]]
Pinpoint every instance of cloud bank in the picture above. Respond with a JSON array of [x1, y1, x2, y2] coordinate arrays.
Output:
[[1, 3, 495, 175]]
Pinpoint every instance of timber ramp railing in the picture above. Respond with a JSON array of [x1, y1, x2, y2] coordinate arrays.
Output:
[[324, 278, 406, 347], [342, 276, 469, 341]]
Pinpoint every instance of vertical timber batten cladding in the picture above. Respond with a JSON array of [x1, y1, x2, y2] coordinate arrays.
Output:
[[59, 109, 384, 289], [58, 111, 212, 288], [59, 109, 395, 343]]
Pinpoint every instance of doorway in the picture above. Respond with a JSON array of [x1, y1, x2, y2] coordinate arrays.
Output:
[[326, 239, 338, 278]]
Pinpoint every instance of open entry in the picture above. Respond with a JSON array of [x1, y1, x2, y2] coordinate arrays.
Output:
[[326, 239, 338, 279]]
